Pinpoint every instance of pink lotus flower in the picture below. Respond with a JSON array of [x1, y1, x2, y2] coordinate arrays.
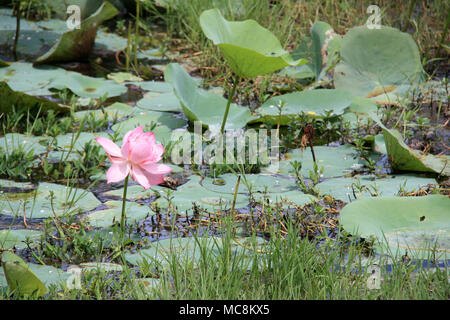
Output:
[[95, 126, 172, 189]]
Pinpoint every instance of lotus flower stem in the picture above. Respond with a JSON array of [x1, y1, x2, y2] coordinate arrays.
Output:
[[230, 175, 241, 215], [120, 175, 129, 234], [220, 76, 239, 135], [134, 0, 140, 70], [13, 0, 21, 60], [126, 21, 132, 72]]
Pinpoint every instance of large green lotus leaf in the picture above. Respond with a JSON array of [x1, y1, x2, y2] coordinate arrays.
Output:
[[125, 236, 268, 268], [0, 229, 42, 250], [0, 82, 70, 115], [153, 175, 248, 215], [1, 252, 47, 297], [382, 126, 450, 176], [334, 26, 425, 103], [201, 173, 297, 195], [136, 92, 183, 113], [51, 72, 128, 98], [165, 63, 255, 129], [254, 89, 353, 124], [317, 174, 436, 202], [199, 9, 306, 78], [339, 195, 450, 259], [268, 144, 364, 178], [83, 201, 153, 228], [0, 182, 101, 218], [34, 2, 119, 65]]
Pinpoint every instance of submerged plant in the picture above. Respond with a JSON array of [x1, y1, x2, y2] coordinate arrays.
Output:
[[95, 126, 172, 234]]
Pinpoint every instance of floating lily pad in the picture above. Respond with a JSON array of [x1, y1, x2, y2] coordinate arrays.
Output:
[[0, 182, 101, 218], [201, 173, 297, 195], [74, 102, 136, 122], [317, 174, 436, 202], [199, 9, 306, 78], [0, 30, 60, 57], [79, 262, 123, 273], [111, 111, 186, 147], [0, 63, 127, 98], [34, 2, 119, 65], [51, 72, 128, 98], [136, 92, 182, 113], [125, 236, 268, 268], [339, 195, 450, 259], [102, 185, 161, 200], [107, 72, 143, 83], [0, 133, 48, 155], [0, 81, 70, 115], [165, 63, 255, 129], [95, 29, 128, 52], [0, 229, 42, 250], [54, 131, 110, 153], [83, 201, 153, 228], [252, 191, 317, 207], [271, 145, 364, 178], [334, 26, 425, 104], [0, 62, 64, 96], [0, 179, 34, 191], [154, 175, 248, 215], [255, 89, 353, 124]]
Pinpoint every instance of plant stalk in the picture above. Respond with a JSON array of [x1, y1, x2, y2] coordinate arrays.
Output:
[[134, 0, 140, 70], [13, 0, 21, 60], [220, 76, 239, 135], [121, 175, 129, 235]]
